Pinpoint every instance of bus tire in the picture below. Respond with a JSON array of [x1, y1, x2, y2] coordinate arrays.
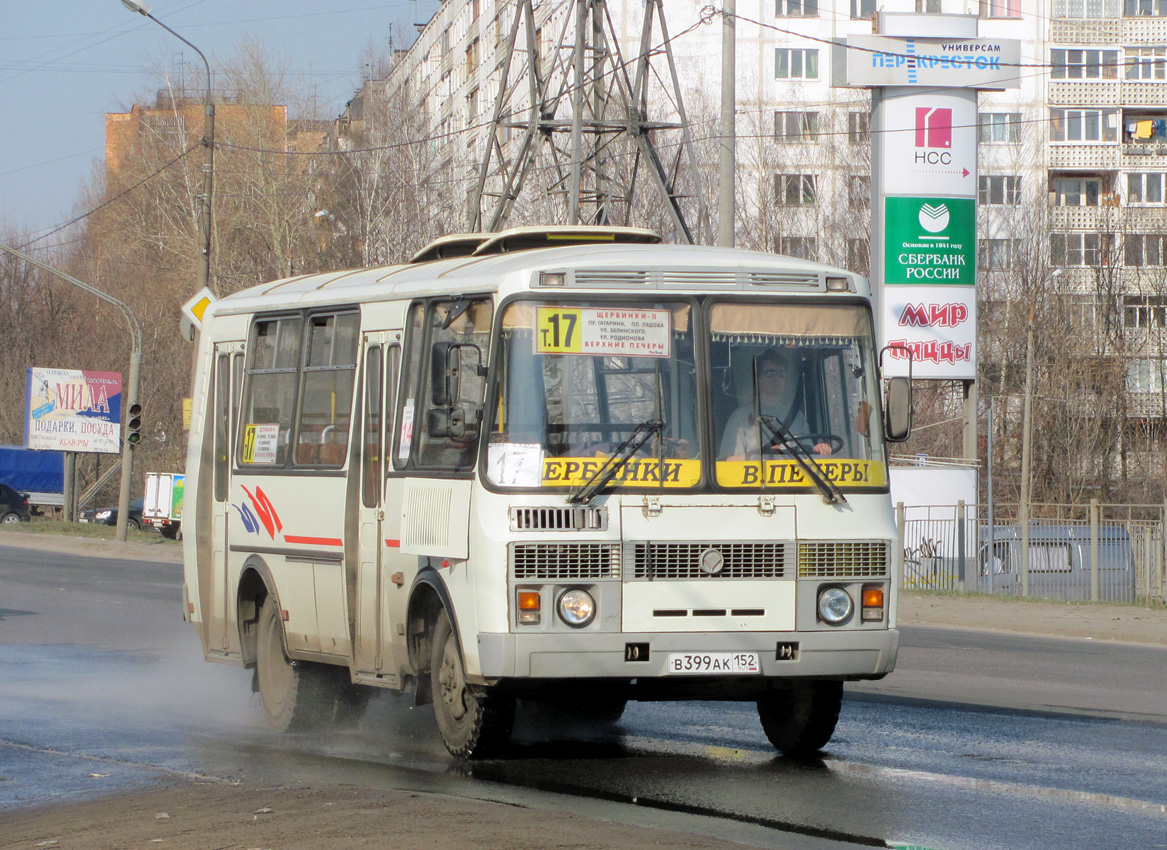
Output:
[[430, 610, 513, 758], [256, 596, 331, 732], [757, 679, 843, 757]]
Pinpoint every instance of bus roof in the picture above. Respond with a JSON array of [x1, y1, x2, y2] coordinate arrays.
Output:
[[209, 241, 864, 317]]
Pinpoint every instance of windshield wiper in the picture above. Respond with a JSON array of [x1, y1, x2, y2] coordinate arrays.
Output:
[[757, 415, 846, 505], [567, 419, 664, 505]]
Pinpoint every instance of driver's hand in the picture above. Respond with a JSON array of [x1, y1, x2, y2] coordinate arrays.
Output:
[[813, 442, 833, 456]]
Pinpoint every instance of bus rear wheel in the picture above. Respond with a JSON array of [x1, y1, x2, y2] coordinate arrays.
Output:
[[431, 610, 514, 758], [757, 679, 843, 757], [256, 596, 332, 731]]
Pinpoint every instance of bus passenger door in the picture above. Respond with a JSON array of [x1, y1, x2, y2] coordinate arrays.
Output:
[[353, 336, 402, 682], [209, 343, 243, 658]]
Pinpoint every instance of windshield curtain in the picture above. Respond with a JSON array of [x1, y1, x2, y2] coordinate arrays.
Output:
[[709, 302, 887, 490], [487, 300, 699, 490]]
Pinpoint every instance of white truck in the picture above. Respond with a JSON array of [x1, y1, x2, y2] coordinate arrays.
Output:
[[142, 472, 183, 539]]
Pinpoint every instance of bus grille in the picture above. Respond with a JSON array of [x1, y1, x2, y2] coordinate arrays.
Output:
[[628, 542, 787, 579], [798, 541, 889, 578], [510, 506, 606, 531], [510, 543, 620, 580]]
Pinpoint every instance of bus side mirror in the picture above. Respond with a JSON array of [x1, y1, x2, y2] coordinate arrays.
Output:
[[426, 407, 480, 441], [430, 342, 459, 406], [884, 376, 913, 442]]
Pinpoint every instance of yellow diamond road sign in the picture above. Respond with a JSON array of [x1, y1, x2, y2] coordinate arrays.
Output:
[[180, 287, 216, 342]]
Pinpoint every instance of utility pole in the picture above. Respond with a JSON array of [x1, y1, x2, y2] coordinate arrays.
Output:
[[122, 0, 215, 295], [1019, 305, 1034, 597], [717, 0, 735, 248], [469, 0, 711, 242]]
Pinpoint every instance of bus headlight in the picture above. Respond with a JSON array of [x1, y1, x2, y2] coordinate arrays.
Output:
[[557, 589, 596, 628], [817, 587, 853, 625]]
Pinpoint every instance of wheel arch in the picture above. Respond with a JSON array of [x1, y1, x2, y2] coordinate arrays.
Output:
[[406, 566, 459, 695], [237, 555, 278, 668]]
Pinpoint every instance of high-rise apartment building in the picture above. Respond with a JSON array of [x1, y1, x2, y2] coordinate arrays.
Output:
[[384, 0, 1167, 481]]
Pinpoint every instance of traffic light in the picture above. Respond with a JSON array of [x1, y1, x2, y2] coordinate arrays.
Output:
[[125, 402, 143, 446]]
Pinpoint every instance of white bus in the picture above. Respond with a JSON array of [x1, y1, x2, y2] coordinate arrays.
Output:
[[182, 226, 912, 758]]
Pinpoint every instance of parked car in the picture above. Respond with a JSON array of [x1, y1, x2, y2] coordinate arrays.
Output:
[[0, 482, 32, 524], [79, 497, 144, 531]]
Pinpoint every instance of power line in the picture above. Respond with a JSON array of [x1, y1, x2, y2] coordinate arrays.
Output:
[[19, 146, 199, 250]]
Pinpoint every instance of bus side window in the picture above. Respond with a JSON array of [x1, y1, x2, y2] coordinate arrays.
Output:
[[213, 354, 230, 502], [239, 316, 301, 467], [296, 312, 359, 467]]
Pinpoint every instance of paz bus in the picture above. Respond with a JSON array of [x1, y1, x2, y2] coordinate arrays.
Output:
[[181, 226, 912, 758]]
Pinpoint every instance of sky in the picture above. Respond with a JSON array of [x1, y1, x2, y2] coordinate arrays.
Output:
[[0, 0, 440, 248]]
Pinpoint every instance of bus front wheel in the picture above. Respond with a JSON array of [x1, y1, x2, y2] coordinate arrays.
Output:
[[431, 610, 514, 758], [256, 596, 332, 732], [756, 679, 843, 757]]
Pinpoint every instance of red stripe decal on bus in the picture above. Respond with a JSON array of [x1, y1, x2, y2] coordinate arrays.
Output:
[[283, 535, 343, 547]]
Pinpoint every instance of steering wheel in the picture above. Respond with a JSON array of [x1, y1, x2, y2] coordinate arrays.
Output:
[[767, 433, 843, 455]]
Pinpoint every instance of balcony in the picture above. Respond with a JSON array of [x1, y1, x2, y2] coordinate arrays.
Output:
[[1049, 205, 1121, 230], [1049, 144, 1121, 170], [1051, 18, 1120, 43], [1124, 16, 1167, 43], [1120, 81, 1167, 107], [1049, 81, 1120, 106]]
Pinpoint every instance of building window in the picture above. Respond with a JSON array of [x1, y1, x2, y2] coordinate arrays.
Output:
[[851, 0, 876, 17], [774, 111, 819, 142], [1126, 47, 1167, 80], [1127, 359, 1167, 394], [1125, 234, 1167, 265], [776, 0, 818, 15], [1051, 232, 1112, 266], [774, 174, 816, 205], [979, 238, 1021, 270], [1128, 172, 1166, 203], [979, 175, 1022, 205], [775, 48, 819, 79], [1052, 176, 1103, 206], [979, 112, 1021, 144], [1051, 49, 1119, 80], [467, 88, 479, 126], [1054, 0, 1121, 17], [980, 0, 1021, 16], [848, 111, 870, 144], [1124, 296, 1167, 327], [1050, 108, 1119, 142], [849, 175, 871, 209], [778, 237, 818, 260], [466, 38, 479, 75], [1124, 0, 1167, 14]]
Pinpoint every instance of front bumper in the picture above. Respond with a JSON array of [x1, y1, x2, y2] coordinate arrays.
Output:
[[475, 628, 899, 686]]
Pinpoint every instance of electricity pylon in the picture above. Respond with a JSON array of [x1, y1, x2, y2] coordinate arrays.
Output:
[[467, 0, 712, 244]]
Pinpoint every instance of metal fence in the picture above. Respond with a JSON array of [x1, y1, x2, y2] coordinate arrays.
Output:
[[898, 502, 1167, 605]]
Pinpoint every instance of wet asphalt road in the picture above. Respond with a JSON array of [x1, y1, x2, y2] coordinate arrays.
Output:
[[1, 542, 1165, 850]]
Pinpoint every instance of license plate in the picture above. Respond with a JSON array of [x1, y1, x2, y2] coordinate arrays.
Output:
[[667, 652, 761, 675]]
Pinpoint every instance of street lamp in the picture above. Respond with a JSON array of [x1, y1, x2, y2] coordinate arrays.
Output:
[[0, 245, 142, 543], [121, 0, 215, 295]]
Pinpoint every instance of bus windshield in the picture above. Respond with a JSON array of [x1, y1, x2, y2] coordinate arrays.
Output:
[[709, 302, 886, 491], [488, 300, 699, 491], [486, 298, 886, 493]]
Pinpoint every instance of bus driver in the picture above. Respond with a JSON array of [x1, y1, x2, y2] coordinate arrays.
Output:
[[720, 348, 834, 459]]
